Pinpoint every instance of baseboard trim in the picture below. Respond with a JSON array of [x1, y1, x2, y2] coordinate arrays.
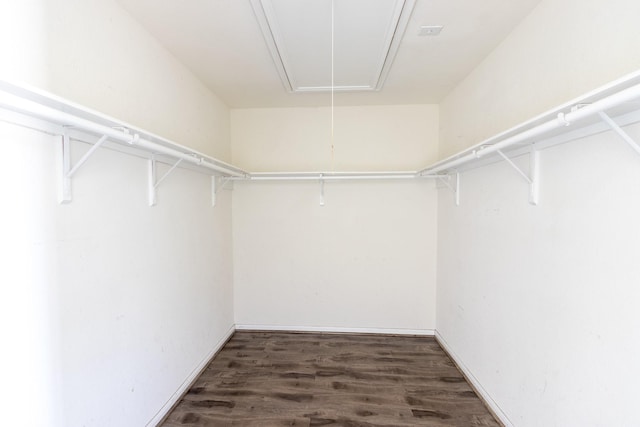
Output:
[[434, 331, 512, 427], [235, 324, 435, 336], [146, 324, 236, 427]]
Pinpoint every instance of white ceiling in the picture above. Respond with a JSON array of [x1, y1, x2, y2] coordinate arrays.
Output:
[[116, 0, 541, 108]]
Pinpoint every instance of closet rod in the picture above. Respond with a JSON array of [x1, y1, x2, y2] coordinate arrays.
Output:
[[237, 172, 436, 181], [420, 80, 640, 176], [0, 84, 247, 178]]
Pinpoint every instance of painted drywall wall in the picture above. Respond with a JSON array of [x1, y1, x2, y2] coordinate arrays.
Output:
[[2, 0, 229, 160], [0, 127, 58, 426], [0, 122, 235, 427], [437, 126, 640, 427], [439, 0, 640, 158], [0, 0, 48, 88], [437, 0, 640, 425], [232, 105, 438, 171], [231, 105, 439, 332], [0, 0, 235, 426]]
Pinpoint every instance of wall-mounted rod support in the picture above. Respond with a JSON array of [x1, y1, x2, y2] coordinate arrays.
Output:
[[436, 173, 460, 206], [58, 132, 72, 204], [57, 132, 110, 204], [529, 150, 540, 206], [212, 176, 232, 207], [598, 111, 640, 155], [148, 156, 158, 207], [496, 150, 532, 184], [154, 158, 183, 189], [215, 177, 232, 194], [58, 131, 111, 203], [436, 175, 452, 190], [496, 149, 540, 205], [67, 134, 109, 178], [148, 157, 185, 206], [319, 175, 325, 206]]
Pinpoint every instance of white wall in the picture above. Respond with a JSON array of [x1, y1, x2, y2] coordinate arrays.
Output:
[[437, 126, 640, 427], [0, 0, 235, 426], [0, 0, 47, 87], [232, 105, 437, 171], [0, 126, 234, 427], [437, 0, 640, 425], [439, 0, 640, 158], [2, 0, 230, 160], [231, 105, 439, 333]]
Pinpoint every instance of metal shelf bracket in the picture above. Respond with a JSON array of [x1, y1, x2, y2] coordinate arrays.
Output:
[[58, 129, 111, 204], [148, 155, 183, 206], [319, 174, 325, 206], [599, 111, 640, 155], [437, 173, 460, 206], [496, 149, 540, 205], [212, 176, 232, 207]]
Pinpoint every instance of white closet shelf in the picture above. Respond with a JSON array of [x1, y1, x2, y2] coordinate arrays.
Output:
[[420, 70, 640, 178], [0, 80, 251, 206], [0, 80, 248, 178], [238, 171, 431, 181], [2, 70, 640, 206]]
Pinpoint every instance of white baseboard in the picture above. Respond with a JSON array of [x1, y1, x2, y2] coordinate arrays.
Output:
[[235, 324, 435, 336], [146, 324, 236, 427], [434, 331, 512, 427]]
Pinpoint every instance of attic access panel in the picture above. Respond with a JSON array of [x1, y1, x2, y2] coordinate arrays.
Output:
[[251, 0, 416, 93]]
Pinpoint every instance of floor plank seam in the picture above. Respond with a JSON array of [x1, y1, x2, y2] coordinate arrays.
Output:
[[161, 330, 502, 427]]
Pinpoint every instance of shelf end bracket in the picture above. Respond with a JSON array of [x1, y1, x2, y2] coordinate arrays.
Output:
[[319, 174, 325, 206], [148, 155, 157, 207], [497, 149, 539, 206], [148, 156, 184, 207], [57, 131, 72, 204], [57, 131, 110, 204], [598, 111, 640, 155], [212, 176, 232, 207], [436, 173, 460, 206], [529, 149, 540, 206]]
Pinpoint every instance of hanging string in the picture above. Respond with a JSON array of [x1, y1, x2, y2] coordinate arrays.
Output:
[[330, 0, 335, 170]]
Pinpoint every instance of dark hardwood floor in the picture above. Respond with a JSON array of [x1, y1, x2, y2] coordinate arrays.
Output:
[[160, 331, 501, 426]]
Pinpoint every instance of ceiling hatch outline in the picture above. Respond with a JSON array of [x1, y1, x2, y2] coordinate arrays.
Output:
[[250, 0, 416, 93]]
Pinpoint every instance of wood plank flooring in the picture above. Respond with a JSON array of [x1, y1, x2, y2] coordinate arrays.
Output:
[[161, 332, 501, 427]]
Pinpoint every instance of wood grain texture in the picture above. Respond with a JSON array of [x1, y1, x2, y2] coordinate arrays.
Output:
[[160, 332, 501, 426]]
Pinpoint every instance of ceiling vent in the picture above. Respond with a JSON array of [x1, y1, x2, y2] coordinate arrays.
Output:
[[250, 0, 416, 93]]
